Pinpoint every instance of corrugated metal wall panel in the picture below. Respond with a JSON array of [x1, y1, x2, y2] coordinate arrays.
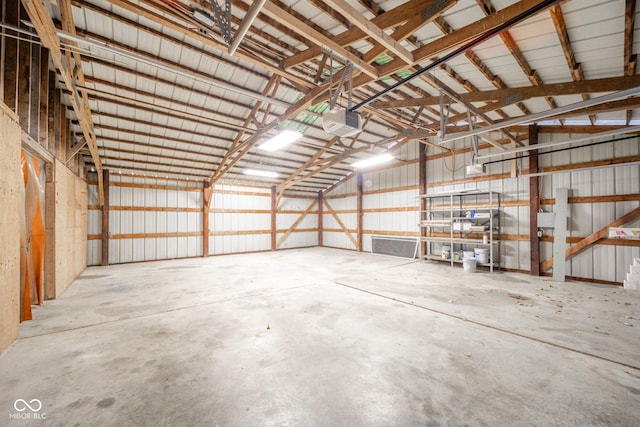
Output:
[[209, 184, 273, 255]]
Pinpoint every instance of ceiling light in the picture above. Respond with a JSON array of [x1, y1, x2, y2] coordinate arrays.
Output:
[[258, 130, 302, 152], [243, 169, 279, 178], [351, 153, 394, 169]]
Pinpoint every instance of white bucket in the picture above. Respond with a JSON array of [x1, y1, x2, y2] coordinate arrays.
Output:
[[462, 257, 477, 273], [462, 250, 475, 259], [475, 248, 489, 264]]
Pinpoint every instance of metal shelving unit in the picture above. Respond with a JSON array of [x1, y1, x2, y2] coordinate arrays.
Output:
[[418, 190, 501, 272]]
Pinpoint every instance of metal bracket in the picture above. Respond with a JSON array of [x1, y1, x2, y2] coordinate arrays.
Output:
[[208, 0, 232, 45]]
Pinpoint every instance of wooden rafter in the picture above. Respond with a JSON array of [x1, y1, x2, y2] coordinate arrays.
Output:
[[209, 75, 280, 187], [540, 206, 640, 272], [282, 0, 559, 143], [261, 1, 378, 78], [476, 0, 558, 112], [104, 0, 314, 90], [433, 15, 529, 118], [372, 75, 640, 109], [362, 1, 457, 64], [21, 0, 105, 204], [276, 200, 318, 248], [323, 199, 358, 248], [283, 0, 435, 68], [323, 0, 414, 64], [549, 5, 594, 124]]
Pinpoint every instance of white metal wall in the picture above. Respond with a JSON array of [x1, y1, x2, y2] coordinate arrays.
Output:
[[322, 174, 358, 250], [426, 132, 640, 282], [537, 133, 640, 283], [277, 196, 318, 249], [209, 184, 271, 255], [361, 142, 420, 252], [108, 175, 203, 264], [426, 134, 532, 272]]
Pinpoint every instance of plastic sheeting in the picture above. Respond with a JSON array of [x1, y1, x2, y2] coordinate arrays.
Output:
[[20, 150, 45, 321]]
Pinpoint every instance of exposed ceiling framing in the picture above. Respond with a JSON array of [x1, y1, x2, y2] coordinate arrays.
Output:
[[12, 0, 640, 197]]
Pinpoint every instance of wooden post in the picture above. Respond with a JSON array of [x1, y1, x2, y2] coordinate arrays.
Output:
[[202, 181, 211, 257], [357, 172, 363, 252], [271, 185, 277, 251], [101, 169, 110, 266], [47, 71, 57, 153], [29, 35, 40, 141], [419, 144, 427, 259], [17, 4, 31, 130], [318, 190, 323, 247], [38, 48, 49, 149], [529, 124, 540, 276], [44, 162, 56, 300], [3, 0, 19, 112]]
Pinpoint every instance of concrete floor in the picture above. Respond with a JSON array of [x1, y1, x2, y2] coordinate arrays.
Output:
[[1, 247, 639, 426]]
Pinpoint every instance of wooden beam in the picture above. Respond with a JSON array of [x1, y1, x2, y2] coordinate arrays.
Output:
[[202, 182, 211, 257], [540, 206, 640, 272], [323, 0, 414, 64], [357, 172, 363, 252], [105, 0, 314, 90], [101, 169, 110, 266], [209, 76, 280, 186], [476, 0, 557, 112], [528, 124, 540, 276], [276, 200, 318, 248], [261, 1, 378, 78], [17, 4, 30, 131], [21, 0, 105, 204], [324, 199, 358, 248], [29, 33, 41, 141], [372, 75, 640, 109], [38, 47, 49, 149], [3, 0, 19, 112], [283, 0, 436, 68], [271, 186, 277, 251], [318, 191, 324, 246], [377, 0, 560, 79], [549, 4, 594, 124]]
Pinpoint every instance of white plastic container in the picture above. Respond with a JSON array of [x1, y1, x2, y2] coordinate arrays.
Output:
[[462, 257, 477, 273], [462, 250, 475, 259], [474, 248, 489, 264]]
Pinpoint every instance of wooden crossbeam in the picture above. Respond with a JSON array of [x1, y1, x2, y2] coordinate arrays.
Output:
[[262, 2, 378, 78], [105, 0, 314, 90], [372, 75, 640, 109], [362, 1, 455, 64], [540, 206, 640, 272], [475, 0, 557, 112], [283, 0, 436, 68], [549, 5, 594, 124], [22, 0, 105, 204], [324, 199, 358, 248], [209, 76, 280, 186], [276, 200, 318, 248], [323, 0, 414, 64]]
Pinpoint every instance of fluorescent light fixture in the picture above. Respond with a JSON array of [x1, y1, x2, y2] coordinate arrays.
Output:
[[258, 130, 302, 152], [243, 169, 279, 178], [193, 9, 215, 27], [351, 153, 394, 169]]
